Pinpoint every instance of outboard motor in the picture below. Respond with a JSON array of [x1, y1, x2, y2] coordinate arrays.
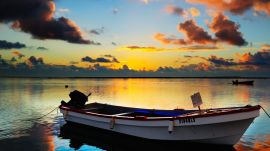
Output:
[[61, 90, 90, 108]]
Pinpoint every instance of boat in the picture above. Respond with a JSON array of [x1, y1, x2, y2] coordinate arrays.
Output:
[[232, 80, 254, 85], [59, 91, 261, 146]]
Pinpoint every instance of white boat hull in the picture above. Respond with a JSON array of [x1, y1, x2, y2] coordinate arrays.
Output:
[[60, 108, 259, 145]]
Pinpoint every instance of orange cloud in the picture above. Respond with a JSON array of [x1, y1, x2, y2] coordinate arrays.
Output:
[[255, 1, 270, 15], [195, 62, 211, 71], [189, 7, 200, 17], [155, 13, 246, 46], [208, 13, 247, 46], [178, 19, 215, 44], [154, 33, 187, 45], [179, 62, 214, 71], [154, 20, 215, 45], [12, 51, 25, 59], [119, 45, 220, 52], [165, 5, 188, 18], [186, 0, 270, 15], [239, 53, 253, 63], [262, 44, 270, 49], [211, 50, 270, 69]]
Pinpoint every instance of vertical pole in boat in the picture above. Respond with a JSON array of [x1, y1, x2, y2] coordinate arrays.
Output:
[[110, 117, 115, 129], [168, 120, 174, 133], [64, 110, 68, 119], [191, 92, 203, 114]]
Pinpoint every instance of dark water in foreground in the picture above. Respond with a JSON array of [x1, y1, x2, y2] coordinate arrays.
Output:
[[0, 78, 270, 151]]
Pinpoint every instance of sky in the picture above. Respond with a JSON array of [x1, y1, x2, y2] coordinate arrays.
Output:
[[0, 0, 270, 77]]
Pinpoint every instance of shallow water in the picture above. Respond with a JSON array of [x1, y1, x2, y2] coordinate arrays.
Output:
[[0, 78, 269, 151]]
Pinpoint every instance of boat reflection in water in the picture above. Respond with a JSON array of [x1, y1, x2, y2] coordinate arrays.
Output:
[[59, 122, 237, 151]]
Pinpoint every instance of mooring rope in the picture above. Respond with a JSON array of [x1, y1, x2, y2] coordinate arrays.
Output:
[[36, 106, 59, 120], [22, 106, 59, 121], [261, 105, 270, 118]]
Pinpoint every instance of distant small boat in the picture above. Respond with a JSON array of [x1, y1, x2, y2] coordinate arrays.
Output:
[[59, 91, 261, 146], [232, 80, 254, 85]]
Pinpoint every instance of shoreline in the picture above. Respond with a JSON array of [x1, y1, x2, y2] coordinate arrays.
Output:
[[0, 76, 270, 79]]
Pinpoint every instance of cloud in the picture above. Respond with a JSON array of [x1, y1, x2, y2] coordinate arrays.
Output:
[[238, 50, 270, 66], [139, 0, 160, 4], [81, 55, 119, 63], [103, 54, 120, 63], [82, 56, 109, 63], [183, 55, 206, 60], [186, 45, 220, 50], [141, 0, 150, 4], [192, 62, 213, 71], [158, 63, 213, 72], [180, 50, 270, 72], [0, 0, 94, 44], [208, 55, 237, 66], [120, 45, 220, 52], [112, 8, 119, 14], [179, 50, 270, 71], [103, 54, 114, 58], [88, 41, 101, 46], [178, 19, 215, 44], [0, 55, 9, 68], [122, 64, 129, 70], [12, 51, 25, 59], [58, 8, 70, 14], [154, 33, 187, 45], [189, 7, 201, 17], [254, 1, 270, 15], [1, 53, 270, 77], [184, 55, 193, 58], [165, 5, 201, 18], [122, 46, 166, 52], [112, 57, 119, 63], [154, 20, 214, 45], [89, 27, 105, 35], [206, 50, 270, 69], [0, 40, 26, 50], [37, 47, 48, 50], [165, 5, 188, 18], [208, 13, 247, 46], [69, 61, 78, 65], [155, 13, 246, 46], [27, 56, 44, 67], [186, 0, 270, 15], [10, 57, 17, 62], [261, 43, 270, 49]]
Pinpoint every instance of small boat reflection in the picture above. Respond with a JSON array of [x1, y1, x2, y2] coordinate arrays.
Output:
[[59, 123, 237, 151]]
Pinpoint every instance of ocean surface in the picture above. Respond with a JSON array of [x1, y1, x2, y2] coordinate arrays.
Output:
[[0, 78, 270, 151]]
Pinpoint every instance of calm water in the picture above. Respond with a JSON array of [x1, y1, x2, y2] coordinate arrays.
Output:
[[0, 78, 270, 151]]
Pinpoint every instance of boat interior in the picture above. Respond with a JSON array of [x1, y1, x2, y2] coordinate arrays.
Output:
[[77, 103, 255, 118], [82, 102, 197, 117]]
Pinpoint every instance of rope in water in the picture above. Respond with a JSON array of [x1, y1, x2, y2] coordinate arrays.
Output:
[[36, 106, 59, 120], [22, 106, 59, 121], [261, 105, 270, 118]]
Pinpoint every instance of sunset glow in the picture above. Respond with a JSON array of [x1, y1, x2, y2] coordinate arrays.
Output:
[[0, 0, 270, 77]]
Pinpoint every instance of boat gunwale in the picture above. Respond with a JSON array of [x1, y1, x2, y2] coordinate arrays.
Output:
[[59, 104, 261, 121]]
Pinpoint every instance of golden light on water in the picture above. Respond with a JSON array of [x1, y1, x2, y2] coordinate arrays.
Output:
[[1, 78, 270, 151]]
